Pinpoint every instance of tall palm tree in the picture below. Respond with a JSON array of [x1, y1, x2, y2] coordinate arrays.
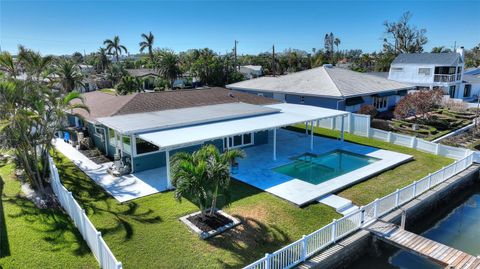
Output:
[[97, 47, 110, 72], [0, 51, 18, 78], [139, 32, 155, 63], [116, 75, 144, 95], [171, 144, 245, 218], [154, 49, 180, 89], [55, 59, 84, 92], [103, 36, 128, 62], [334, 38, 341, 52], [17, 45, 53, 81]]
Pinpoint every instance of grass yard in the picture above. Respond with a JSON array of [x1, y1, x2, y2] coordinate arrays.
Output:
[[0, 162, 97, 269], [52, 152, 340, 269], [49, 125, 454, 268], [289, 125, 454, 205]]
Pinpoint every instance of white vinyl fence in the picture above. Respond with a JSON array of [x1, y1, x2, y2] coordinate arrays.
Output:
[[48, 156, 122, 269], [315, 113, 470, 160], [244, 152, 475, 269]]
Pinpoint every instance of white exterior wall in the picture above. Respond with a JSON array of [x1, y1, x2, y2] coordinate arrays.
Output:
[[388, 63, 436, 84]]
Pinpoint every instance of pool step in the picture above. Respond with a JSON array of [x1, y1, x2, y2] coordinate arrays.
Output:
[[317, 194, 358, 216]]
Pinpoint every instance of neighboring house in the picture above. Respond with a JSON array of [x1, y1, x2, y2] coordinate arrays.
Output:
[[125, 69, 159, 90], [226, 65, 412, 112], [239, 65, 263, 79], [463, 74, 480, 99], [388, 48, 466, 99]]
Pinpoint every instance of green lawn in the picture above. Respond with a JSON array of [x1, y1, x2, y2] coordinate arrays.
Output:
[[0, 162, 97, 268], [48, 125, 454, 268], [289, 125, 454, 205], [52, 151, 340, 269]]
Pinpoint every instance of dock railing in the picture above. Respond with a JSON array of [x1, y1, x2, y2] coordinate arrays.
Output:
[[48, 156, 122, 269]]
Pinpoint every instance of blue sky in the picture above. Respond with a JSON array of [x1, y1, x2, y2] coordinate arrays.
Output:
[[1, 0, 479, 56]]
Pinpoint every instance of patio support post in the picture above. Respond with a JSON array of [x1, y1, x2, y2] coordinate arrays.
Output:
[[305, 121, 309, 135], [340, 116, 345, 142], [166, 149, 172, 189], [310, 120, 314, 150], [273, 128, 277, 161]]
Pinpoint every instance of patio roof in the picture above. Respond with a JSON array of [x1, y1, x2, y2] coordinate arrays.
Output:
[[138, 103, 348, 150]]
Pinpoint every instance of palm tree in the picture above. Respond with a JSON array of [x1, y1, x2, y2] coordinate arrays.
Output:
[[334, 38, 341, 51], [154, 49, 180, 89], [96, 47, 110, 72], [103, 36, 128, 62], [139, 32, 155, 63], [116, 75, 144, 95], [55, 59, 84, 92], [0, 51, 18, 78], [171, 144, 245, 218], [17, 45, 53, 81], [106, 64, 126, 86]]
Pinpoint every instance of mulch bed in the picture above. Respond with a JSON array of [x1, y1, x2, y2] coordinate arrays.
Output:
[[187, 212, 234, 233]]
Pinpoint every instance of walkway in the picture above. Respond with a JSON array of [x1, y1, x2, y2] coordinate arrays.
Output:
[[365, 220, 480, 268], [53, 139, 167, 202]]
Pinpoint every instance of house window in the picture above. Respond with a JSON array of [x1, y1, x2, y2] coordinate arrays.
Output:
[[449, 86, 456, 98], [391, 67, 403, 72], [122, 136, 131, 155], [373, 96, 388, 110], [224, 133, 254, 149], [418, 68, 431, 76], [457, 67, 462, 80], [464, 85, 472, 98], [108, 128, 116, 146], [94, 127, 104, 137], [135, 138, 160, 155]]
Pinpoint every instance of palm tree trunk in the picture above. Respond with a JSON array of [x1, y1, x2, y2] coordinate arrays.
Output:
[[209, 184, 219, 217]]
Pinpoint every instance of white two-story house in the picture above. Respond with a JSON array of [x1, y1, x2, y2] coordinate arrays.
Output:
[[388, 48, 466, 99]]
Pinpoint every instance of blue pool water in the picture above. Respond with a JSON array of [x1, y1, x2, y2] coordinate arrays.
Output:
[[273, 150, 379, 185]]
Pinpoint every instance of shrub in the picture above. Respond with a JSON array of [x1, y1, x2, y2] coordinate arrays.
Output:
[[358, 105, 378, 118], [394, 89, 443, 121]]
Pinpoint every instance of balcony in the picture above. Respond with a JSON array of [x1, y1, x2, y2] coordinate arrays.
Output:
[[433, 74, 457, 83]]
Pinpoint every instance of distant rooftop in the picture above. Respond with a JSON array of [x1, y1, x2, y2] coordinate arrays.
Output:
[[227, 66, 411, 98], [125, 69, 159, 77], [72, 87, 279, 122], [391, 52, 462, 66]]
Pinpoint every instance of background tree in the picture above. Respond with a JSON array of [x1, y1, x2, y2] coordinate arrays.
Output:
[[139, 32, 155, 63], [383, 11, 428, 54], [0, 52, 18, 78], [71, 52, 84, 64], [154, 49, 180, 89], [324, 32, 335, 63], [171, 144, 245, 218], [358, 104, 378, 119], [106, 64, 126, 86], [394, 90, 443, 121], [55, 59, 84, 92], [103, 35, 128, 62], [431, 46, 452, 53], [96, 47, 110, 72], [116, 75, 144, 95], [17, 45, 54, 81]]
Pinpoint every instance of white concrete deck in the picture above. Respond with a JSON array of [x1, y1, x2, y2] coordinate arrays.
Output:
[[234, 129, 412, 206], [53, 139, 167, 202]]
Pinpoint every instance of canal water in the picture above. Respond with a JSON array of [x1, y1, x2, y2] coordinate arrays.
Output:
[[351, 187, 480, 269]]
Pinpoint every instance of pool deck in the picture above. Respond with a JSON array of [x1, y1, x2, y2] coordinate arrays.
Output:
[[234, 129, 412, 206]]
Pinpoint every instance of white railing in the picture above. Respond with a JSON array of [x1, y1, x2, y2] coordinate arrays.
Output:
[[48, 156, 122, 269], [244, 152, 475, 269], [434, 74, 457, 82]]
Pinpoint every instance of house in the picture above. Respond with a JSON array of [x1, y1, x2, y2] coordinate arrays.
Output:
[[125, 68, 159, 90], [66, 87, 353, 200], [239, 65, 263, 79], [226, 65, 412, 112], [388, 48, 466, 98]]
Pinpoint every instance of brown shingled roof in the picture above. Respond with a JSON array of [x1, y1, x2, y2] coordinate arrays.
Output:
[[73, 87, 279, 122]]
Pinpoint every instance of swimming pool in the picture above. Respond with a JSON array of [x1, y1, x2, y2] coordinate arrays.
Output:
[[273, 150, 380, 185]]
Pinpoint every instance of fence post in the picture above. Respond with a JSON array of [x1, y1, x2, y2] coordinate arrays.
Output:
[[387, 132, 392, 143], [411, 136, 417, 149], [301, 235, 307, 261], [395, 189, 400, 207], [412, 181, 417, 197], [366, 122, 371, 138], [264, 253, 271, 269], [348, 113, 353, 133], [67, 191, 73, 217], [373, 199, 379, 219], [81, 209, 87, 239], [97, 231, 103, 267], [331, 219, 337, 243], [427, 173, 432, 189], [359, 206, 365, 226], [442, 166, 446, 181], [435, 143, 440, 155]]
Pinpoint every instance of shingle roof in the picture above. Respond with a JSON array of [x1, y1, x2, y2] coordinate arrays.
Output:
[[72, 87, 279, 122], [391, 53, 461, 65], [226, 66, 411, 98], [125, 69, 159, 77], [464, 74, 480, 84]]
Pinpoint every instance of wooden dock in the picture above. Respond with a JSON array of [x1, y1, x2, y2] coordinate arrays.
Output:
[[365, 220, 480, 269]]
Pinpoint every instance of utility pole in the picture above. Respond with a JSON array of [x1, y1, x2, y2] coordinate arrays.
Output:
[[272, 44, 276, 77], [234, 40, 238, 69]]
